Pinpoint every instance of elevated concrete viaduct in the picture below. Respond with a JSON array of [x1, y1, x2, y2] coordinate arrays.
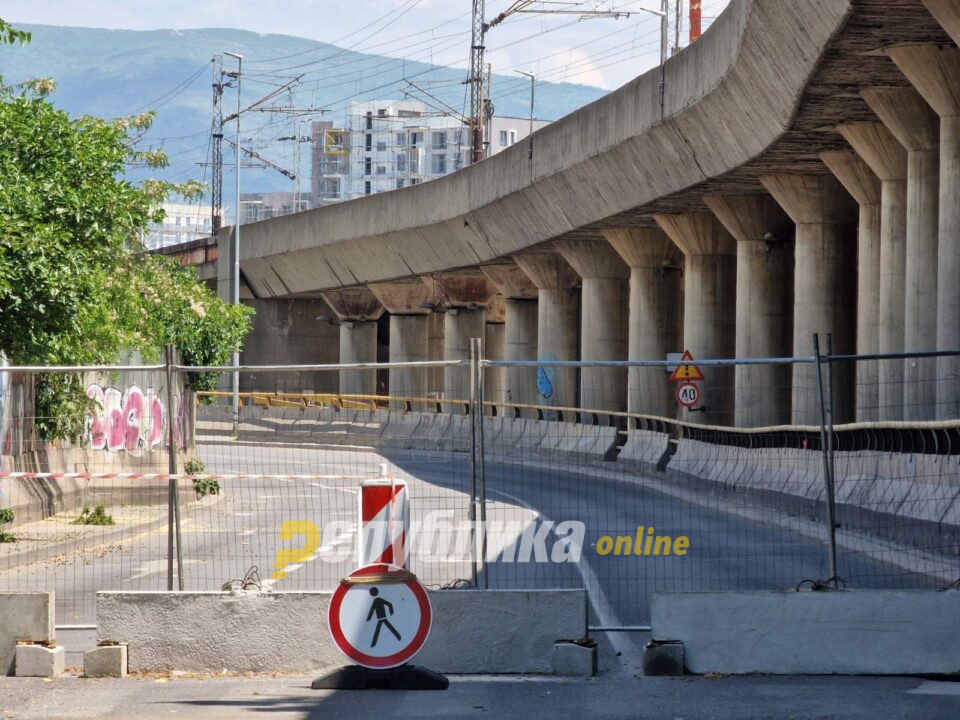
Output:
[[210, 0, 960, 426]]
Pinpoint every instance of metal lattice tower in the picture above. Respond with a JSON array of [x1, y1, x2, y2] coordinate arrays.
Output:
[[211, 55, 225, 235], [469, 0, 487, 164]]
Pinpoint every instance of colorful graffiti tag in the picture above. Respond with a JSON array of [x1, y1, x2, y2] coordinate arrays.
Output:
[[86, 385, 168, 455]]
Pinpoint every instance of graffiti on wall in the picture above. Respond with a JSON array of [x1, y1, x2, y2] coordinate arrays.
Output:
[[86, 384, 181, 455]]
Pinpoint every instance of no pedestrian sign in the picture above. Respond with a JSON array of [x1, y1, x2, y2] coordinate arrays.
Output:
[[328, 563, 433, 669]]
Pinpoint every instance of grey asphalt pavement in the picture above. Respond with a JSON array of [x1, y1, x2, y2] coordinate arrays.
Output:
[[1, 670, 959, 719]]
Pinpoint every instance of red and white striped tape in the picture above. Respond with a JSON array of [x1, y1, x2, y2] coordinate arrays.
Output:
[[0, 472, 369, 482], [357, 464, 409, 570]]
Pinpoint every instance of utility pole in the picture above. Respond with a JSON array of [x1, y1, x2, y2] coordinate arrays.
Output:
[[660, 0, 668, 65], [211, 56, 224, 235], [469, 2, 639, 165], [224, 50, 242, 435], [468, 0, 486, 164], [674, 0, 681, 55]]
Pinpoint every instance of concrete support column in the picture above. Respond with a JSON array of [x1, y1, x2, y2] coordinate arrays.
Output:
[[654, 213, 737, 426], [427, 311, 445, 398], [820, 151, 883, 422], [432, 270, 495, 407], [703, 196, 794, 427], [321, 288, 384, 397], [880, 44, 959, 416], [482, 261, 539, 410], [555, 239, 629, 413], [369, 278, 434, 407], [862, 87, 940, 419], [602, 227, 683, 418], [760, 175, 858, 425], [837, 122, 909, 420], [513, 252, 580, 410], [484, 294, 507, 405]]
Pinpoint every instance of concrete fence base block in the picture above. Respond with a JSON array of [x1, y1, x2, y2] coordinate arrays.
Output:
[[0, 592, 55, 676], [97, 589, 587, 674], [551, 640, 597, 676], [652, 590, 960, 675], [84, 645, 127, 678], [15, 644, 64, 678], [642, 641, 685, 676]]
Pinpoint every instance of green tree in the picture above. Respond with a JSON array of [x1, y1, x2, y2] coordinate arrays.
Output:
[[0, 20, 252, 440]]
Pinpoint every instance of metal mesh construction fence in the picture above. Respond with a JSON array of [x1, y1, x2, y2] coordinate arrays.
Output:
[[0, 346, 957, 629]]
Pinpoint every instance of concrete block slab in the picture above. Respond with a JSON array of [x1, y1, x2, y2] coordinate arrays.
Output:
[[97, 589, 587, 674], [652, 590, 960, 675], [552, 640, 597, 676], [15, 644, 64, 678], [84, 645, 128, 678], [0, 593, 54, 676]]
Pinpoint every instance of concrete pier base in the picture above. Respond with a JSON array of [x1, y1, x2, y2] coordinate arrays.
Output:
[[861, 87, 940, 420], [704, 195, 793, 427], [838, 122, 908, 421], [556, 239, 629, 413], [821, 150, 882, 422], [654, 212, 737, 426], [887, 44, 960, 420], [760, 174, 858, 425], [322, 287, 384, 397], [604, 227, 683, 418], [513, 252, 581, 411]]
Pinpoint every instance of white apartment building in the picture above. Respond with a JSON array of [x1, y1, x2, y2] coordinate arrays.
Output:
[[314, 101, 550, 203], [143, 202, 213, 250]]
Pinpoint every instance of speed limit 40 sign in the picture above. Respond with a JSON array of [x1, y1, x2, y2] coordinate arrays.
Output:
[[676, 382, 700, 408]]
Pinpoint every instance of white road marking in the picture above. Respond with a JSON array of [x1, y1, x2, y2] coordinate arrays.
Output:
[[908, 681, 960, 696], [486, 487, 638, 666]]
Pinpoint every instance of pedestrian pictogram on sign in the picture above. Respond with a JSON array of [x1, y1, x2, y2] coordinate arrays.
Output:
[[328, 563, 433, 669], [676, 382, 700, 408], [669, 350, 705, 382]]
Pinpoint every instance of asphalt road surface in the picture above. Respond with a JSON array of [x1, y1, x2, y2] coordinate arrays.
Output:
[[0, 441, 937, 633]]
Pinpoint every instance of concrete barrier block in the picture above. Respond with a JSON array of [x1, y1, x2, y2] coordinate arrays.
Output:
[[0, 592, 55, 676], [15, 644, 64, 678], [552, 640, 597, 676], [83, 645, 128, 678], [97, 589, 586, 674], [652, 590, 960, 675]]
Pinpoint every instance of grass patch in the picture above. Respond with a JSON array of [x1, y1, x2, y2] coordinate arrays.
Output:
[[72, 503, 115, 526]]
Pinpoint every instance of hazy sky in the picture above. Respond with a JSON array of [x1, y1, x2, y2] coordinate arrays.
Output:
[[0, 0, 729, 91]]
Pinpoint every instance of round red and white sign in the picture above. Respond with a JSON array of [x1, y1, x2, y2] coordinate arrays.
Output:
[[676, 381, 700, 408], [328, 563, 432, 669]]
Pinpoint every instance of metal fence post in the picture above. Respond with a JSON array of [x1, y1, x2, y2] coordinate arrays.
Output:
[[165, 346, 184, 591], [468, 339, 479, 588], [813, 334, 839, 581], [476, 339, 488, 590]]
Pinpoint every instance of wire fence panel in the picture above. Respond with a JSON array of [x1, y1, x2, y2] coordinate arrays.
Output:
[[0, 351, 957, 630]]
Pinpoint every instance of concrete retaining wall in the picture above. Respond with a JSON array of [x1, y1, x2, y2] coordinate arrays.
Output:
[[0, 592, 55, 676], [651, 590, 960, 675], [97, 589, 587, 674]]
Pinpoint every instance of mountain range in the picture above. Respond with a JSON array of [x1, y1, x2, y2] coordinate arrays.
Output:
[[0, 24, 609, 193]]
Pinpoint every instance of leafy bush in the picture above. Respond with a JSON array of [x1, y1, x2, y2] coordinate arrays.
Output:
[[184, 457, 205, 475], [193, 477, 220, 500], [0, 507, 14, 543], [0, 21, 252, 441], [72, 503, 115, 526]]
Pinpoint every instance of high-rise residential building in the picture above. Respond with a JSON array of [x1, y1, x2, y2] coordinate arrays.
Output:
[[142, 201, 212, 250], [312, 101, 549, 204]]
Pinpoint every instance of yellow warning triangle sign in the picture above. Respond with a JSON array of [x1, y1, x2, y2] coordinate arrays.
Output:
[[670, 350, 705, 382]]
